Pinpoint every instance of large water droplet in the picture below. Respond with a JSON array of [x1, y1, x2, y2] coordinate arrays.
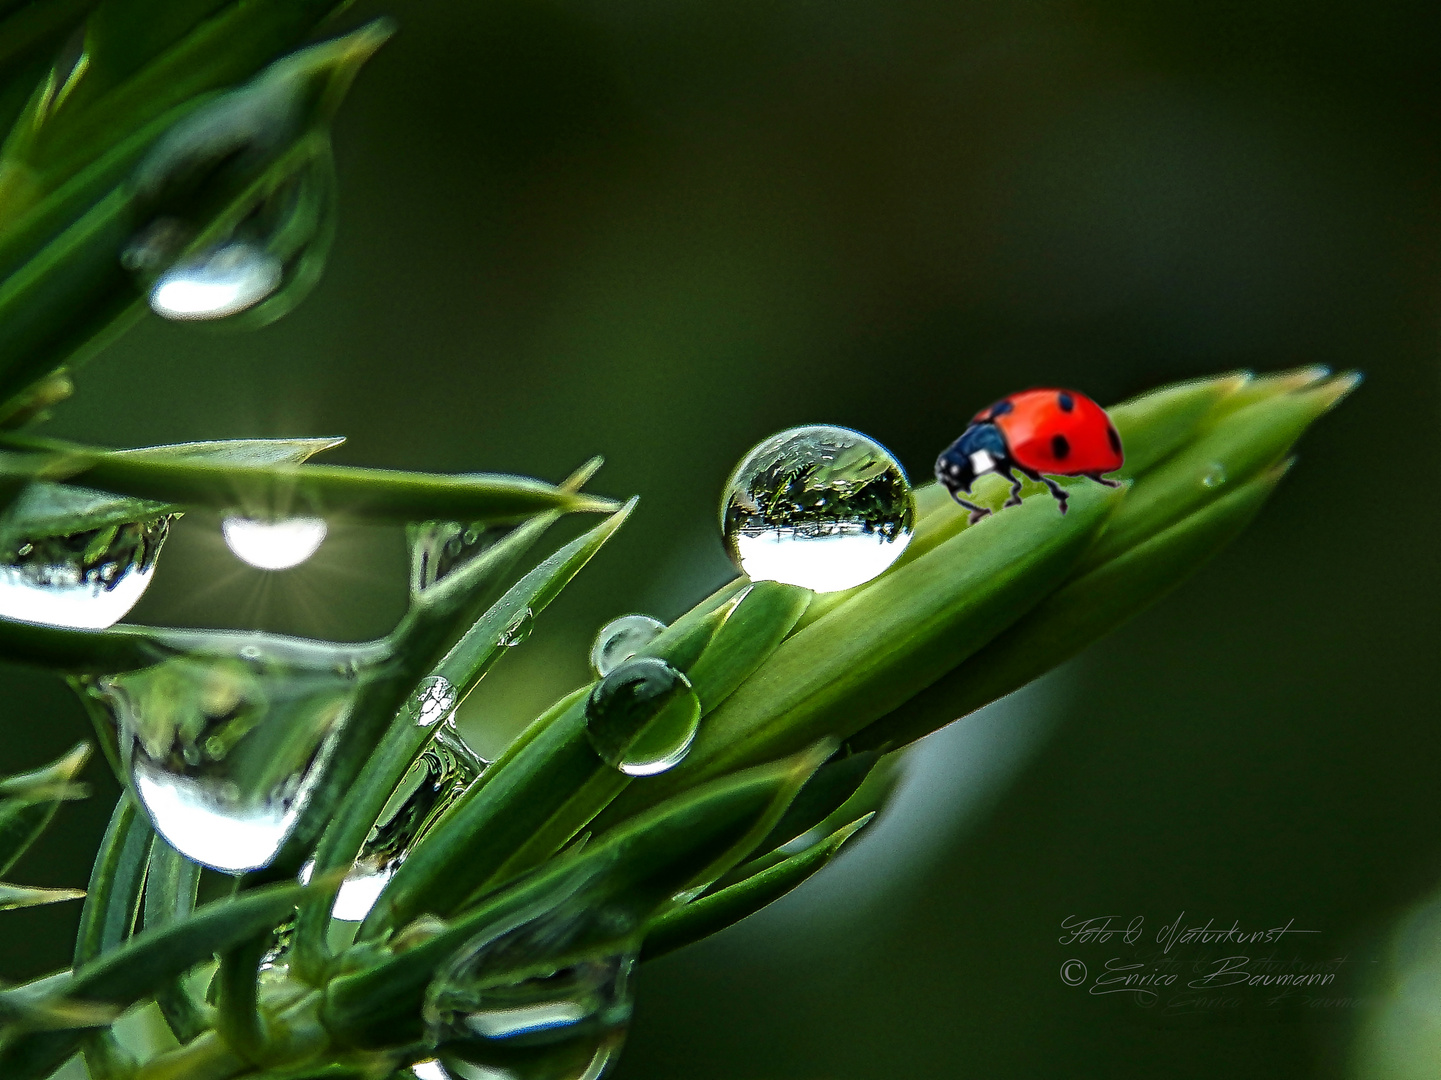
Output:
[[410, 521, 504, 593], [584, 658, 699, 777], [222, 515, 327, 569], [720, 425, 913, 593], [330, 726, 484, 921], [589, 615, 666, 677], [1202, 463, 1227, 489], [425, 896, 636, 1080], [0, 517, 170, 629], [76, 638, 373, 873]]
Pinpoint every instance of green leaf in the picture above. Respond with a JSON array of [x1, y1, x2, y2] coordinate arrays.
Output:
[[142, 839, 208, 1043], [5, 431, 614, 522], [0, 740, 90, 876], [847, 460, 1292, 754], [0, 882, 84, 910], [640, 813, 873, 962], [293, 503, 633, 981], [73, 792, 152, 967], [0, 436, 340, 542]]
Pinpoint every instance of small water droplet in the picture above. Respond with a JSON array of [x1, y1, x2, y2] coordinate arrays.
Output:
[[589, 615, 667, 677], [425, 896, 635, 1080], [147, 243, 284, 321], [584, 658, 699, 777], [222, 515, 327, 569], [1202, 463, 1227, 489], [410, 521, 500, 593], [0, 517, 170, 629], [720, 425, 913, 593], [500, 608, 534, 648], [329, 726, 484, 921], [75, 639, 370, 873], [412, 675, 460, 729]]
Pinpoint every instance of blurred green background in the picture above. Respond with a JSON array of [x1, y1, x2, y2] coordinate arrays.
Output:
[[3, 0, 1440, 1076]]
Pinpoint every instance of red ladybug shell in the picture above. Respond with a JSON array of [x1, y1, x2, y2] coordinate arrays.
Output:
[[975, 388, 1123, 476]]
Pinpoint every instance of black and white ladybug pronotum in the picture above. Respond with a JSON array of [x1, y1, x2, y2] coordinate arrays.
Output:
[[935, 388, 1124, 523]]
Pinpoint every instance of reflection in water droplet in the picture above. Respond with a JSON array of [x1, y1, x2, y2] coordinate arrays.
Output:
[[148, 243, 284, 320], [413, 1063, 450, 1080], [222, 515, 327, 569], [584, 658, 700, 777], [0, 517, 170, 629], [330, 726, 484, 921], [500, 608, 534, 648], [1202, 463, 1227, 489], [589, 615, 667, 677], [426, 895, 635, 1080], [410, 521, 502, 593], [75, 638, 374, 873], [413, 675, 460, 729], [720, 425, 913, 592]]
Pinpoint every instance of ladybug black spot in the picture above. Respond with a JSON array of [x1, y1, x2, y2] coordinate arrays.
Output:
[[1051, 434, 1070, 460], [1057, 392, 1074, 412], [990, 400, 1014, 418], [1107, 425, 1121, 455]]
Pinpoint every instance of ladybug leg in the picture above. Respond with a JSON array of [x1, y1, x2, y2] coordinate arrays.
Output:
[[1019, 467, 1069, 515], [1002, 468, 1027, 508], [946, 489, 992, 525], [1090, 473, 1123, 489]]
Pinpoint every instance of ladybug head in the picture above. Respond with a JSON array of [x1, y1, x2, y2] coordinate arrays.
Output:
[[934, 421, 1008, 495]]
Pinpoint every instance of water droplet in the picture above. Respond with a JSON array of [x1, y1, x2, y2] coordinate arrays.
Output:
[[720, 425, 914, 593], [329, 726, 484, 921], [500, 608, 534, 648], [221, 515, 327, 570], [589, 615, 667, 677], [425, 897, 635, 1080], [75, 639, 370, 873], [412, 675, 460, 729], [1202, 463, 1227, 489], [410, 521, 502, 593], [147, 243, 284, 320], [0, 517, 170, 629], [124, 63, 338, 326], [584, 658, 699, 777]]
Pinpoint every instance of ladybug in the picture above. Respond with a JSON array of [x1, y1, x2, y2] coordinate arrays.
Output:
[[935, 388, 1124, 523]]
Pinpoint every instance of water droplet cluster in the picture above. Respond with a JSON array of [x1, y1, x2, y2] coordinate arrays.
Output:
[[720, 425, 914, 593]]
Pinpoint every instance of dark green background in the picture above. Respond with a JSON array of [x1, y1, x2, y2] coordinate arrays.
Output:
[[3, 0, 1439, 1076]]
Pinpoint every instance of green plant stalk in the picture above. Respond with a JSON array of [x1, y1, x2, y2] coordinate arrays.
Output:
[[325, 747, 829, 1047], [356, 581, 808, 942], [0, 740, 89, 875], [289, 503, 624, 982]]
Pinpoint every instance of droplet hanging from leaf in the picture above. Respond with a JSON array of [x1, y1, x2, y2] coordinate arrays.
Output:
[[74, 636, 381, 873]]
